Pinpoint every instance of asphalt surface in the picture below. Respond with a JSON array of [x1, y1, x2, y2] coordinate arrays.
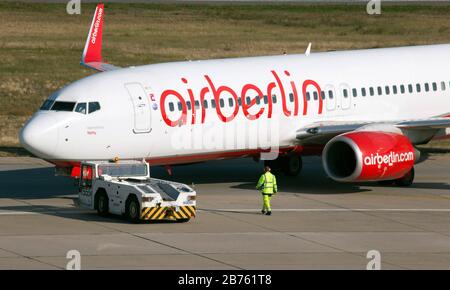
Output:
[[0, 154, 449, 269]]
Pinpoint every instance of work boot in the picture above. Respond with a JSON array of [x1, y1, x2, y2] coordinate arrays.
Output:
[[265, 211, 272, 216]]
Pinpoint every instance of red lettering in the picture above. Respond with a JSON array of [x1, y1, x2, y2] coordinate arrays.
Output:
[[160, 89, 187, 127], [241, 84, 264, 120], [182, 78, 196, 124], [199, 87, 209, 124], [271, 70, 291, 117], [187, 89, 196, 124], [204, 75, 239, 123], [290, 80, 300, 116], [302, 80, 323, 115], [266, 82, 275, 119], [160, 71, 322, 127]]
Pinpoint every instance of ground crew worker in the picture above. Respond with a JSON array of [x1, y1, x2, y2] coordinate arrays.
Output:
[[256, 166, 277, 215]]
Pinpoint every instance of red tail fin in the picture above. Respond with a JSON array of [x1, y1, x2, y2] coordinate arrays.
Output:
[[80, 3, 118, 72], [82, 3, 104, 64]]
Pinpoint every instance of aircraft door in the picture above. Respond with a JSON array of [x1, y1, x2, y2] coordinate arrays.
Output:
[[125, 83, 151, 133]]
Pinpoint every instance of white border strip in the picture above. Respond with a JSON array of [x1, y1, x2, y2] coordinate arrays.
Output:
[[2, 208, 450, 216], [201, 208, 450, 212]]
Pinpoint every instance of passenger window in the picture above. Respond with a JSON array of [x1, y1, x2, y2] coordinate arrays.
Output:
[[186, 101, 191, 110], [393, 86, 398, 94], [194, 100, 200, 109], [328, 90, 334, 99], [264, 95, 269, 104], [377, 87, 382, 95], [272, 95, 277, 103], [385, 86, 390, 95], [211, 99, 216, 108], [416, 84, 421, 93], [177, 102, 182, 111], [432, 82, 437, 91], [352, 88, 357, 97], [408, 84, 413, 93], [219, 99, 224, 108], [88, 102, 101, 114], [306, 92, 311, 101], [75, 102, 87, 114], [169, 102, 174, 112], [400, 85, 405, 94], [289, 93, 294, 102], [237, 97, 242, 106], [203, 100, 208, 109], [343, 89, 348, 98], [321, 91, 326, 100], [370, 87, 374, 96], [228, 98, 233, 107], [425, 83, 429, 92], [313, 91, 318, 100], [441, 81, 446, 91], [361, 88, 366, 97], [255, 96, 260, 105]]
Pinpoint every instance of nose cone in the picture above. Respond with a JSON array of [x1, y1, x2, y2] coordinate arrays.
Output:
[[19, 114, 59, 158]]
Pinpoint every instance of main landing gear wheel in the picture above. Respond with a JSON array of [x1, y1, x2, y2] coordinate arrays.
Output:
[[264, 155, 302, 176], [126, 195, 141, 223], [281, 155, 302, 176], [96, 190, 109, 217], [394, 167, 415, 187]]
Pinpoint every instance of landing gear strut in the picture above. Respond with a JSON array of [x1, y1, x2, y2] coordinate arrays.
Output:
[[264, 154, 302, 176]]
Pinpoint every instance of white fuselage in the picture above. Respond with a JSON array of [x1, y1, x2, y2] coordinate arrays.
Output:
[[20, 44, 450, 166]]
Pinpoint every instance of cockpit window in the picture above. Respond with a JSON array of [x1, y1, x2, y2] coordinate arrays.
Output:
[[89, 102, 101, 114], [40, 100, 55, 110], [75, 103, 87, 114], [51, 101, 76, 111]]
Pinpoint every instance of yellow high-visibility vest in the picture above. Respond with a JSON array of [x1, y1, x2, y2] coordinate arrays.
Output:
[[256, 172, 277, 195]]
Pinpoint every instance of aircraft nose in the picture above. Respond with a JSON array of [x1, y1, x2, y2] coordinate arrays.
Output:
[[19, 114, 59, 158]]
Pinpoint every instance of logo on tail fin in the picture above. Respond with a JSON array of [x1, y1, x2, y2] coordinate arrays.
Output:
[[91, 7, 103, 45]]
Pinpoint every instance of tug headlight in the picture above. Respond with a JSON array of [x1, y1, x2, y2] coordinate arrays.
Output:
[[142, 196, 154, 203]]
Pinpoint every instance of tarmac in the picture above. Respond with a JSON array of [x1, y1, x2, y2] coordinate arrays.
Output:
[[0, 153, 449, 269]]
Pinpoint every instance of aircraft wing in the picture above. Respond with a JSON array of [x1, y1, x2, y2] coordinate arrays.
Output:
[[80, 3, 121, 72], [396, 118, 450, 129], [295, 117, 450, 145]]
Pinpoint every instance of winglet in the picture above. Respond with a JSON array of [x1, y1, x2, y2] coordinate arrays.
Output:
[[305, 42, 312, 56], [82, 3, 104, 64], [81, 3, 119, 72]]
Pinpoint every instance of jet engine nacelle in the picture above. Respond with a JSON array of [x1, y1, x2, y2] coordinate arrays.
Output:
[[322, 131, 415, 182]]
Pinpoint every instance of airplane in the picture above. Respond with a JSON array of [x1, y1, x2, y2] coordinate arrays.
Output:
[[19, 3, 450, 187]]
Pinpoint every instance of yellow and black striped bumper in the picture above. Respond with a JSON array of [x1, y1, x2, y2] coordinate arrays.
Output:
[[140, 206, 196, 221]]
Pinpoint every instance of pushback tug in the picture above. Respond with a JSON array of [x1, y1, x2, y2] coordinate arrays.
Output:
[[77, 159, 197, 223]]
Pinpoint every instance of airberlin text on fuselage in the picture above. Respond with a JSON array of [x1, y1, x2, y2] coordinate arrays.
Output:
[[160, 70, 323, 127]]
